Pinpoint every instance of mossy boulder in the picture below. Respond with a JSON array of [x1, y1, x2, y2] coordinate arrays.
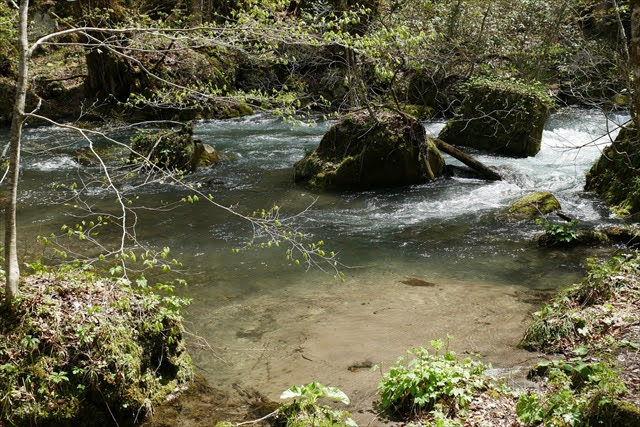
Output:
[[0, 271, 193, 426], [131, 123, 218, 172], [585, 399, 640, 427], [405, 72, 464, 113], [585, 124, 640, 221], [507, 191, 562, 220], [438, 78, 554, 157], [294, 111, 444, 190], [214, 101, 254, 119], [402, 104, 435, 120], [86, 39, 238, 121]]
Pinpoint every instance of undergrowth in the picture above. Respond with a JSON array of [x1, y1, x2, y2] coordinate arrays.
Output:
[[376, 339, 488, 422], [516, 252, 640, 426], [0, 264, 193, 426], [517, 359, 628, 426], [520, 253, 640, 352]]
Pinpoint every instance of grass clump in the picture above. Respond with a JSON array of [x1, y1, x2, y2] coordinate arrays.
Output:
[[376, 339, 488, 422], [0, 266, 193, 426]]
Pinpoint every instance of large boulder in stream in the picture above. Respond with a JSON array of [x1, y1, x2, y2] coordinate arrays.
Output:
[[585, 124, 640, 220], [130, 123, 218, 173], [294, 111, 445, 190], [506, 191, 562, 221], [438, 78, 554, 157]]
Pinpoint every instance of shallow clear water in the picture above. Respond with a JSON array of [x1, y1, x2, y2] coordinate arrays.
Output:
[[0, 108, 630, 421]]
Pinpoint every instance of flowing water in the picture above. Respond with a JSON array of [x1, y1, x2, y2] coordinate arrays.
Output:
[[1, 108, 630, 424]]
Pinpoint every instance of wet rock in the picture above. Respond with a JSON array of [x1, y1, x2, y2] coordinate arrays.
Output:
[[294, 111, 444, 190], [347, 360, 374, 372], [439, 78, 554, 157], [506, 191, 562, 220], [131, 123, 218, 172], [585, 124, 640, 221], [445, 165, 484, 180]]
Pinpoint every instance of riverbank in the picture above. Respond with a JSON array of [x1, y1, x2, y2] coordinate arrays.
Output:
[[2, 107, 634, 425], [0, 267, 192, 425], [143, 252, 640, 426]]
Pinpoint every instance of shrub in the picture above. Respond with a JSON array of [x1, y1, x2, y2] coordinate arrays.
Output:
[[536, 218, 579, 244]]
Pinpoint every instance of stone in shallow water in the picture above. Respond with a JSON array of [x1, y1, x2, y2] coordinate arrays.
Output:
[[439, 78, 553, 157], [294, 111, 444, 190], [506, 191, 561, 221]]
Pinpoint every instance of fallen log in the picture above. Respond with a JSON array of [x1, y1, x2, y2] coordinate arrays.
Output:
[[434, 138, 502, 181]]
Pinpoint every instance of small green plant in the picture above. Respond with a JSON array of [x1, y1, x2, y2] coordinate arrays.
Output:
[[536, 218, 579, 243], [516, 361, 627, 426], [275, 382, 356, 426], [280, 382, 350, 405], [377, 339, 487, 419]]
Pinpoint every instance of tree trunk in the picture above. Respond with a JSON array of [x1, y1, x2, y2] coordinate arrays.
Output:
[[434, 138, 502, 181], [5, 0, 30, 299], [631, 0, 640, 134]]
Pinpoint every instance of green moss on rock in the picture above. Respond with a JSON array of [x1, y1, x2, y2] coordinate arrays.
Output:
[[585, 396, 640, 426], [439, 77, 554, 157], [131, 123, 218, 172], [215, 102, 254, 119], [294, 111, 444, 190], [0, 270, 193, 426], [585, 124, 640, 221], [402, 104, 435, 120], [507, 191, 561, 220]]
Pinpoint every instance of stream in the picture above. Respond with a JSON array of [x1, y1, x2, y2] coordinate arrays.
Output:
[[1, 107, 630, 424]]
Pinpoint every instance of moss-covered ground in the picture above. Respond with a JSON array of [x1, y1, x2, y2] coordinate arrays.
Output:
[[0, 267, 193, 426]]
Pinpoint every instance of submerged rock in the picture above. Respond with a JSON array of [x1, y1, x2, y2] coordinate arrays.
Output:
[[507, 191, 562, 220], [438, 78, 553, 157], [294, 111, 444, 190], [131, 123, 218, 172], [585, 124, 640, 221]]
